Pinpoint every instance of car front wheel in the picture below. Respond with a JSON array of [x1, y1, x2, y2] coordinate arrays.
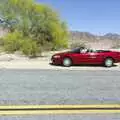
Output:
[[104, 58, 114, 67], [63, 58, 72, 67]]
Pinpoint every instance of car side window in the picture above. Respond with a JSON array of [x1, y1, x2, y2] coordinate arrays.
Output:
[[87, 49, 96, 53], [89, 49, 93, 53]]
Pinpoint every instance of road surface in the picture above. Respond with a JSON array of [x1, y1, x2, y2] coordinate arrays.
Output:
[[0, 69, 120, 119], [1, 114, 120, 120], [0, 69, 120, 105]]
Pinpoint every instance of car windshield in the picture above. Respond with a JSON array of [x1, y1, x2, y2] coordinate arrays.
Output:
[[71, 48, 97, 53], [71, 48, 80, 53]]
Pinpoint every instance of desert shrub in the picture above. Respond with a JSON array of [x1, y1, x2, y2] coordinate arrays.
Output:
[[0, 0, 68, 50], [3, 31, 41, 57], [40, 41, 53, 51], [2, 31, 23, 53], [20, 39, 40, 57], [0, 38, 4, 46]]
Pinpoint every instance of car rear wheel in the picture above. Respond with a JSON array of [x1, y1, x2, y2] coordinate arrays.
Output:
[[63, 58, 72, 67], [104, 58, 114, 67]]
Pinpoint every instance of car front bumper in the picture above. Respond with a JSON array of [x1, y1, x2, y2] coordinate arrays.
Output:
[[51, 57, 62, 65]]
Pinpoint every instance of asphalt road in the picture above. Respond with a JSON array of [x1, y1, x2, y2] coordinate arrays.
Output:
[[0, 69, 119, 105], [0, 69, 120, 119], [1, 114, 120, 120]]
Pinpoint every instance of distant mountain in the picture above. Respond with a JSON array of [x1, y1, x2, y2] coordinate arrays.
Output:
[[70, 31, 120, 41], [69, 31, 120, 49], [103, 33, 120, 40], [70, 31, 96, 42]]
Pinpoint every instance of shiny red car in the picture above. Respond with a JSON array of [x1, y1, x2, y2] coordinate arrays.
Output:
[[51, 47, 120, 67]]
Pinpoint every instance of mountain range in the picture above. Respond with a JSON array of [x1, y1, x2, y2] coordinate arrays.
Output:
[[69, 31, 120, 49]]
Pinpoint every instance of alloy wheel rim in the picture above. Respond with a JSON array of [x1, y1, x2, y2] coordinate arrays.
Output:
[[64, 59, 71, 66], [105, 59, 113, 67]]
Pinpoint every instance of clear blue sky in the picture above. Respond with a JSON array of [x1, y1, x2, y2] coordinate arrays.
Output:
[[37, 0, 120, 35]]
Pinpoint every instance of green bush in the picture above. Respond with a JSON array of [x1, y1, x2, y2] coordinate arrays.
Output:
[[0, 0, 69, 51], [40, 41, 53, 51], [20, 39, 40, 57], [3, 31, 23, 53], [3, 31, 41, 57]]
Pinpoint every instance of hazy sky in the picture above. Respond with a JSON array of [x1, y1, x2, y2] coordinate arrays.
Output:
[[37, 0, 120, 34]]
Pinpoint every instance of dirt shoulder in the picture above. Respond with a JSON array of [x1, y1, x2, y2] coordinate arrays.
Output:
[[0, 60, 119, 71]]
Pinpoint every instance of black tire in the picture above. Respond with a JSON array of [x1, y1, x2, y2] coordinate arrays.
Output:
[[104, 58, 114, 67], [63, 58, 72, 67]]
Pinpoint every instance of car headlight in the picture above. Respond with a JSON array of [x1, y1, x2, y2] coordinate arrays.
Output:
[[53, 55, 61, 58]]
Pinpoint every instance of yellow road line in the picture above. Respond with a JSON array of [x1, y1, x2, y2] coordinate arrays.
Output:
[[0, 110, 120, 115], [0, 104, 120, 109], [0, 105, 119, 115]]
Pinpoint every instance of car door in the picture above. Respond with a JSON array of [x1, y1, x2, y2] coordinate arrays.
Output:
[[75, 50, 103, 64], [71, 49, 91, 64], [71, 49, 104, 64], [86, 52, 104, 64], [71, 52, 87, 64], [76, 52, 96, 64], [77, 49, 96, 64]]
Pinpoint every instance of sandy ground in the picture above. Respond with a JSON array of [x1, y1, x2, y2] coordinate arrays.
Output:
[[0, 60, 119, 71]]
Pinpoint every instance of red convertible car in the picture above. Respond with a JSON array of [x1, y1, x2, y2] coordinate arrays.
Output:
[[51, 47, 120, 67]]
